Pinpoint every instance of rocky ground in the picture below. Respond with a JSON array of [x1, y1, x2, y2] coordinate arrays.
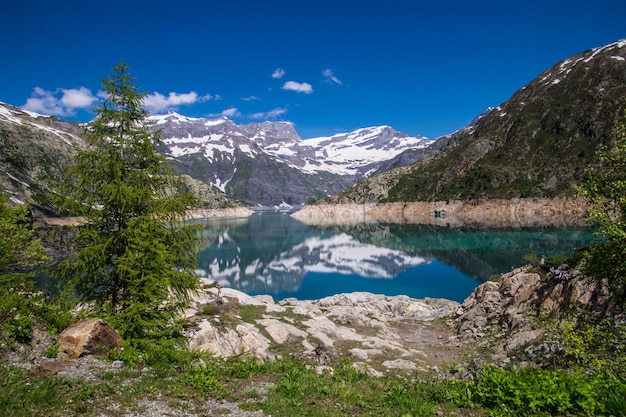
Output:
[[183, 263, 611, 376], [185, 284, 470, 377]]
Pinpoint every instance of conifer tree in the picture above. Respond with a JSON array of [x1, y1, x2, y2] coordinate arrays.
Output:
[[0, 193, 49, 285], [57, 62, 201, 345]]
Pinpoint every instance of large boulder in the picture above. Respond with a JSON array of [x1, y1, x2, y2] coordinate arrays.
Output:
[[57, 318, 123, 359]]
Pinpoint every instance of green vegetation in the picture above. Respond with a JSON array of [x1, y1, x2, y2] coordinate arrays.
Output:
[[0, 281, 75, 349], [55, 61, 201, 347], [443, 366, 626, 416], [0, 193, 49, 285], [555, 314, 626, 372], [2, 346, 626, 416], [0, 193, 73, 348], [579, 120, 626, 300]]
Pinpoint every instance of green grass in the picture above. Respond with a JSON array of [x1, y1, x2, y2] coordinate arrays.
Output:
[[3, 347, 626, 417]]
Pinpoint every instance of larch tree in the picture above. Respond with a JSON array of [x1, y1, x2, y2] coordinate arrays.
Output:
[[57, 61, 201, 346]]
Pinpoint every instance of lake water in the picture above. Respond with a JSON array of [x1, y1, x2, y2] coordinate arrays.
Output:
[[194, 211, 595, 302]]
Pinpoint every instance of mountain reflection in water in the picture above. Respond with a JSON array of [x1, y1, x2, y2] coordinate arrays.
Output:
[[194, 211, 595, 302]]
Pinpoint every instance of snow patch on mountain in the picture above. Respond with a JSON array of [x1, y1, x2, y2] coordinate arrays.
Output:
[[539, 39, 625, 87], [0, 102, 83, 147], [151, 112, 431, 179], [300, 126, 429, 176], [150, 111, 203, 125]]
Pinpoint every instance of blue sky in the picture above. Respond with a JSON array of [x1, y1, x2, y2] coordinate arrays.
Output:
[[1, 1, 624, 139]]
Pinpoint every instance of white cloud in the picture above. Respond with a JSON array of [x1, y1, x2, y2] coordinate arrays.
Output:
[[323, 69, 343, 85], [97, 90, 110, 100], [241, 95, 261, 101], [272, 68, 286, 79], [207, 107, 241, 118], [24, 86, 98, 116], [251, 108, 287, 119], [282, 81, 313, 94], [143, 91, 212, 113], [23, 87, 215, 117], [60, 87, 99, 108], [220, 107, 241, 117]]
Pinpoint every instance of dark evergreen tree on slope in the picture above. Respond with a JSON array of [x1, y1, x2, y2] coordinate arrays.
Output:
[[57, 62, 201, 346]]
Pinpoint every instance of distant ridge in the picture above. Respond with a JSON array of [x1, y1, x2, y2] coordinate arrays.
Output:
[[149, 112, 431, 207], [0, 102, 433, 210], [5, 40, 623, 212], [324, 39, 626, 204]]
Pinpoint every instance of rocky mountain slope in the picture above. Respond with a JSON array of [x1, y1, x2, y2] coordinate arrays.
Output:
[[151, 113, 431, 207], [0, 102, 242, 215], [0, 103, 83, 215], [324, 39, 626, 204]]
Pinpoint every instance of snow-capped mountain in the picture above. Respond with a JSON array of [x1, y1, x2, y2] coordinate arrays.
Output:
[[0, 99, 434, 210], [0, 102, 86, 213], [150, 111, 432, 206], [301, 125, 428, 176]]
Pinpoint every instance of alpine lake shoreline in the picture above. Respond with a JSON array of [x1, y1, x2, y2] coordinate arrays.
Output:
[[178, 197, 597, 367]]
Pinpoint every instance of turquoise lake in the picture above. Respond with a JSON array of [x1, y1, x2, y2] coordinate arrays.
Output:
[[194, 211, 595, 302]]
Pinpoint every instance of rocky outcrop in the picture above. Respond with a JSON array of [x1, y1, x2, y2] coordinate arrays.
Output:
[[57, 318, 124, 359], [293, 198, 591, 228], [184, 264, 613, 372], [455, 265, 613, 363], [185, 280, 466, 374]]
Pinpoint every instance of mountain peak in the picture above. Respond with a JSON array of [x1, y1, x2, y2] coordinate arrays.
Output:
[[150, 111, 201, 125]]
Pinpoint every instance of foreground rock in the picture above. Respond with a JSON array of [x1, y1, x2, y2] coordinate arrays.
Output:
[[57, 318, 124, 359], [292, 198, 590, 228], [185, 263, 615, 374], [186, 281, 466, 374], [454, 264, 613, 365]]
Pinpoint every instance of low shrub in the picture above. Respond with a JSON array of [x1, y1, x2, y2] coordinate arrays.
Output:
[[446, 365, 626, 416]]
